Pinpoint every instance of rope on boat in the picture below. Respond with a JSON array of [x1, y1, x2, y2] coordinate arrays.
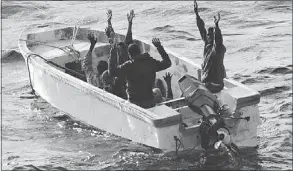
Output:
[[174, 135, 200, 159], [19, 38, 80, 61], [61, 25, 81, 61], [70, 25, 80, 47], [174, 136, 182, 157], [26, 55, 36, 96], [29, 53, 86, 78], [25, 53, 86, 94], [21, 25, 86, 94]]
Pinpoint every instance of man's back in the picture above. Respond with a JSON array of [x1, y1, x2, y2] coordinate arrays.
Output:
[[202, 43, 226, 85], [109, 39, 171, 108], [123, 53, 160, 103], [194, 1, 227, 92]]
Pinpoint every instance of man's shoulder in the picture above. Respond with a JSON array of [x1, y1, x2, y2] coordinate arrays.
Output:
[[120, 59, 134, 68], [215, 44, 226, 52]]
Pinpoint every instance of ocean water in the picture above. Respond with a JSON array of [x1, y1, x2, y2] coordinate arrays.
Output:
[[1, 1, 292, 170]]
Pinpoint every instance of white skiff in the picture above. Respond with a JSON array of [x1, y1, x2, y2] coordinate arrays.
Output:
[[18, 23, 261, 152]]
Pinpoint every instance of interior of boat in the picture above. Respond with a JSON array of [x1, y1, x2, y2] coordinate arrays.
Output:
[[24, 26, 261, 139], [25, 27, 208, 134]]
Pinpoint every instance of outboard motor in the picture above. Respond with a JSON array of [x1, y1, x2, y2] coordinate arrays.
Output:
[[178, 74, 234, 150]]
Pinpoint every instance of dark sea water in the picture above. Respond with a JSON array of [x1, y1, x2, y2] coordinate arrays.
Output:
[[1, 1, 292, 170]]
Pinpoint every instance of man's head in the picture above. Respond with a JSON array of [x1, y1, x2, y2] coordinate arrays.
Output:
[[153, 88, 163, 103], [101, 70, 113, 92], [207, 27, 215, 44], [128, 43, 141, 59], [97, 60, 108, 75], [154, 78, 166, 98]]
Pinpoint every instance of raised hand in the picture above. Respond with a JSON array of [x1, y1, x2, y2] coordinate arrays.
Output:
[[127, 9, 135, 23], [152, 38, 162, 47], [163, 72, 173, 84], [107, 9, 112, 22], [214, 12, 221, 25], [194, 0, 198, 14], [87, 32, 97, 45]]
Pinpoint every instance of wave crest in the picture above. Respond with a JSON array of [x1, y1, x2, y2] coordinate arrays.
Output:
[[1, 49, 24, 63]]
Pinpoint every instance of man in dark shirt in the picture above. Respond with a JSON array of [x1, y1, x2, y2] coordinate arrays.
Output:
[[194, 0, 227, 93], [109, 38, 172, 108]]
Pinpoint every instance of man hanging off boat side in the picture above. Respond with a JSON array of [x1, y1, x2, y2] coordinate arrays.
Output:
[[109, 38, 172, 109], [104, 9, 135, 99], [81, 33, 109, 88], [194, 0, 227, 93]]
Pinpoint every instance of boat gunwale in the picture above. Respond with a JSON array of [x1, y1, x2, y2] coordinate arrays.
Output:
[[18, 23, 261, 128], [18, 23, 183, 128]]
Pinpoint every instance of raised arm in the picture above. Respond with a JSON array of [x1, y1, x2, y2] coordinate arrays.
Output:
[[163, 72, 174, 100], [105, 9, 115, 43], [214, 12, 224, 48], [108, 44, 118, 77], [107, 9, 112, 28], [194, 0, 207, 43], [82, 33, 97, 72], [81, 33, 102, 87], [124, 10, 135, 46], [108, 44, 130, 78], [152, 38, 172, 71]]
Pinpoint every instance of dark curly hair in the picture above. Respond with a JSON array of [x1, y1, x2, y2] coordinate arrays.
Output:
[[97, 60, 108, 75]]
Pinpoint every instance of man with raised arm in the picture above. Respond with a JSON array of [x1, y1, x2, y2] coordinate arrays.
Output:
[[105, 9, 134, 63], [194, 0, 227, 93], [109, 38, 172, 109], [105, 9, 135, 99], [81, 33, 109, 88]]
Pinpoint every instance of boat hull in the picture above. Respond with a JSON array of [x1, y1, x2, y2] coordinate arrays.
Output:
[[18, 23, 261, 152]]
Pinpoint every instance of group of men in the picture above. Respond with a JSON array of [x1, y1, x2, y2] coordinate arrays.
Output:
[[82, 0, 227, 109]]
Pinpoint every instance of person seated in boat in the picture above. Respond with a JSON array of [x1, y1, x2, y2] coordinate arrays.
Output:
[[193, 0, 227, 93], [101, 70, 114, 93], [153, 72, 174, 104], [81, 33, 109, 89], [163, 72, 174, 101], [65, 61, 87, 82], [108, 38, 172, 108], [101, 69, 133, 94], [105, 9, 135, 99]]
